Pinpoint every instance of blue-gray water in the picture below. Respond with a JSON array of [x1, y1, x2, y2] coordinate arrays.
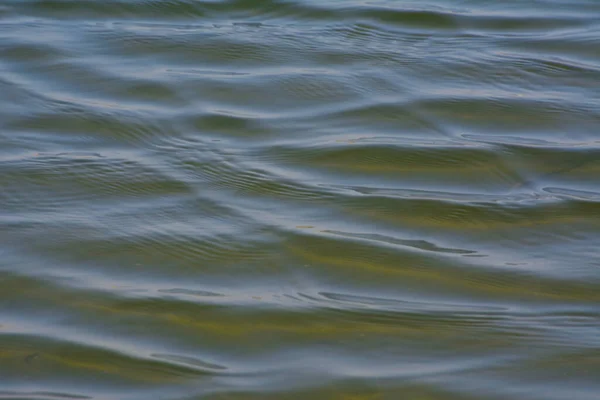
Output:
[[1, 1, 600, 399]]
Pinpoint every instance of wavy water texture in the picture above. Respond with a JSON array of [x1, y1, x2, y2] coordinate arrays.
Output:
[[1, 0, 600, 399]]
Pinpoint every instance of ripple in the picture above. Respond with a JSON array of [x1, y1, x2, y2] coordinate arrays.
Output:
[[0, 392, 91, 400], [320, 229, 478, 255], [151, 353, 228, 372]]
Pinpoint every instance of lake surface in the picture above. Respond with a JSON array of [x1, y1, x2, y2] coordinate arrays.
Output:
[[1, 1, 600, 399]]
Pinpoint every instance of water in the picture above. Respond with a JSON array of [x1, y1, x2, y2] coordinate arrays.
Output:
[[1, 1, 600, 399]]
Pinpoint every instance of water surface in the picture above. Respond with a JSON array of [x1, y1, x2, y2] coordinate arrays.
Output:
[[1, 1, 600, 399]]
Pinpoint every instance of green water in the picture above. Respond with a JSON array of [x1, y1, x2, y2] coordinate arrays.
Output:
[[1, 1, 599, 399]]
